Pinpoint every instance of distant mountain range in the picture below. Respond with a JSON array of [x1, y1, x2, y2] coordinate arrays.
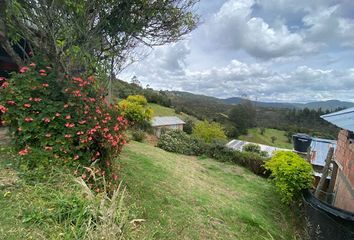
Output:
[[221, 97, 354, 110]]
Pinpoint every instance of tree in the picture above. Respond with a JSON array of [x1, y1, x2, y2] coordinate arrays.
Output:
[[229, 100, 256, 135], [118, 95, 152, 126], [271, 136, 277, 143], [193, 121, 227, 143], [0, 0, 199, 75]]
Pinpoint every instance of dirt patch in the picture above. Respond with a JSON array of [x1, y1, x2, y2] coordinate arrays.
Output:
[[0, 127, 11, 146], [0, 168, 18, 189]]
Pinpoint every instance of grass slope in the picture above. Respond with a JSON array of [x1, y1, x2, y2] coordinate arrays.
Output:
[[120, 141, 300, 239], [148, 103, 198, 122], [239, 128, 293, 149]]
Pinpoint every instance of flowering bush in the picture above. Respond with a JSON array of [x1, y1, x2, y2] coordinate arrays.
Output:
[[0, 63, 128, 191], [118, 95, 153, 126]]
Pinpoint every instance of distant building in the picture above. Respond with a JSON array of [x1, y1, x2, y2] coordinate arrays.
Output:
[[226, 139, 290, 156], [151, 116, 185, 137], [322, 107, 354, 213]]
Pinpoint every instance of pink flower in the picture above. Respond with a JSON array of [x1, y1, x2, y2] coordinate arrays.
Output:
[[34, 98, 42, 102], [24, 117, 33, 122], [42, 118, 51, 123], [76, 131, 84, 135], [1, 82, 9, 88], [78, 120, 86, 125], [6, 100, 15, 105], [65, 115, 71, 120], [19, 66, 29, 73], [0, 77, 7, 81], [39, 69, 46, 73], [64, 134, 72, 138], [0, 105, 8, 113], [39, 73, 47, 76], [45, 133, 51, 138], [64, 104, 69, 108], [95, 188, 100, 193], [18, 127, 22, 132], [55, 113, 61, 117], [23, 103, 31, 108], [42, 83, 49, 87], [65, 122, 75, 128], [18, 149, 29, 156], [113, 174, 118, 181], [29, 63, 36, 67], [81, 174, 87, 179], [73, 155, 79, 160]]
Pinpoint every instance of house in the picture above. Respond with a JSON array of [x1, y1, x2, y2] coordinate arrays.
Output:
[[321, 107, 354, 213], [151, 116, 185, 137], [226, 139, 290, 156]]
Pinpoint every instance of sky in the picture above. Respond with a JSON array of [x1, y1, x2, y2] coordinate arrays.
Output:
[[120, 0, 354, 103]]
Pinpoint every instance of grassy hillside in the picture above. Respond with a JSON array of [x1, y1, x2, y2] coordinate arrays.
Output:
[[119, 141, 301, 239], [149, 103, 198, 122], [239, 128, 293, 149]]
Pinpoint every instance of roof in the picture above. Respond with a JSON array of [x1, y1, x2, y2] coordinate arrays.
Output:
[[321, 107, 354, 131], [226, 139, 290, 156], [309, 138, 337, 167], [151, 116, 185, 127]]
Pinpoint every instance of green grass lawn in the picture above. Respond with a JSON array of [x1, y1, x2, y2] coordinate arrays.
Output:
[[239, 128, 293, 149], [119, 141, 302, 239], [148, 103, 199, 122]]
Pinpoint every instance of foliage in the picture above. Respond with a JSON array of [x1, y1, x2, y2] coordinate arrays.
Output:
[[157, 130, 205, 156], [229, 100, 256, 135], [1, 0, 199, 75], [264, 151, 314, 204], [0, 62, 128, 191], [271, 136, 277, 143], [126, 95, 148, 106], [243, 143, 261, 153], [131, 129, 145, 142], [260, 127, 266, 135], [183, 118, 194, 134], [118, 95, 153, 126], [193, 120, 227, 143]]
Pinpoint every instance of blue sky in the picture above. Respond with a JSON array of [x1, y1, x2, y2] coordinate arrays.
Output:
[[121, 0, 354, 103]]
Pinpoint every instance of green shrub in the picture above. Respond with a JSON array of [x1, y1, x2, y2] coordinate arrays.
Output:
[[193, 120, 227, 143], [118, 95, 152, 126], [126, 95, 148, 106], [183, 119, 194, 134], [157, 130, 205, 156], [243, 143, 261, 154], [264, 151, 314, 204], [131, 129, 145, 142], [0, 62, 128, 191]]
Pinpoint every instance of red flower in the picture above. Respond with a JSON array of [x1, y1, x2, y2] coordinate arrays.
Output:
[[34, 98, 42, 102], [19, 66, 29, 73], [76, 131, 84, 135], [65, 115, 71, 120], [0, 77, 7, 81], [39, 69, 46, 73], [0, 105, 8, 113], [18, 149, 29, 156], [24, 117, 33, 122], [24, 103, 31, 108], [42, 83, 49, 87]]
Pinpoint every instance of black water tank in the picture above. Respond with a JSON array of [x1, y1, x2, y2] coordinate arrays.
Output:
[[293, 133, 312, 153]]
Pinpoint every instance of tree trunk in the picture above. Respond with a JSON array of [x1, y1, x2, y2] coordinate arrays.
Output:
[[0, 0, 24, 67]]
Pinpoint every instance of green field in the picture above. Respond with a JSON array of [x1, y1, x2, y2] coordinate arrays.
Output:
[[120, 141, 301, 239], [148, 103, 199, 122], [239, 128, 293, 149]]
